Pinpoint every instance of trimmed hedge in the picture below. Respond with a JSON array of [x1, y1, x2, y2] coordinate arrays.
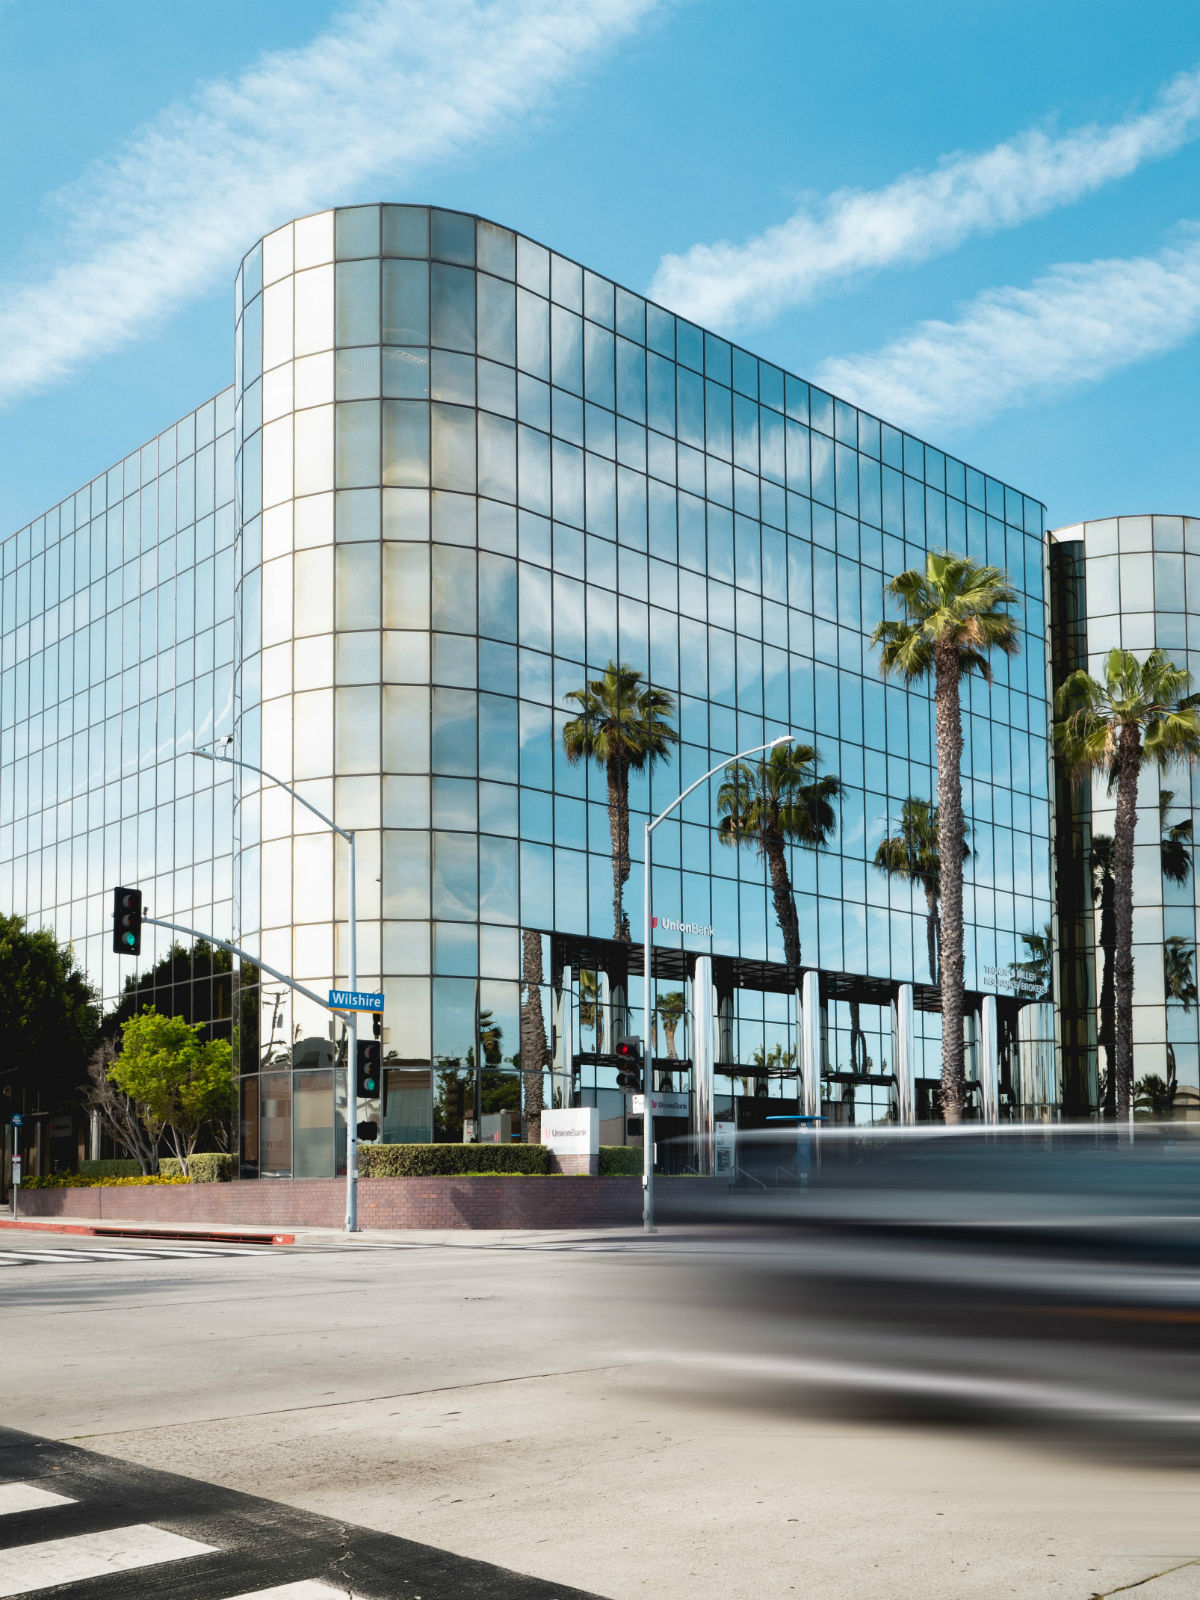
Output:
[[598, 1145, 643, 1175], [22, 1174, 190, 1188], [160, 1154, 233, 1183], [80, 1159, 143, 1179], [359, 1143, 552, 1177]]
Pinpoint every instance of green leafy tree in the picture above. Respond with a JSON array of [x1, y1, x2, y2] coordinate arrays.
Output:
[[0, 914, 99, 1113], [873, 798, 969, 985], [1056, 648, 1200, 1119], [562, 662, 678, 941], [872, 551, 1019, 1124], [108, 1008, 233, 1175], [716, 742, 840, 975]]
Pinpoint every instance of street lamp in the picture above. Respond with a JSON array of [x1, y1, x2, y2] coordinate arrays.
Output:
[[193, 739, 362, 1231], [641, 735, 793, 1234]]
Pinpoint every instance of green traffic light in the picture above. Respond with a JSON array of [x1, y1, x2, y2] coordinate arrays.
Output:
[[123, 932, 137, 948]]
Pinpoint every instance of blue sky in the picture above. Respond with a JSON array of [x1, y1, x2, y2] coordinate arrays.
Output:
[[2, 0, 1198, 535]]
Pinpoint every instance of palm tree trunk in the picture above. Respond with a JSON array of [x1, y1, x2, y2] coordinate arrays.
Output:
[[1098, 877, 1116, 1117], [764, 833, 802, 975], [607, 756, 631, 942], [923, 886, 940, 985], [933, 641, 966, 1123], [1112, 726, 1142, 1119], [520, 930, 548, 1143]]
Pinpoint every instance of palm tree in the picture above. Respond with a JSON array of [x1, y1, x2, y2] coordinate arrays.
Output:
[[1090, 833, 1117, 1116], [873, 797, 969, 984], [872, 552, 1019, 1124], [716, 742, 840, 976], [1056, 648, 1200, 1119], [562, 663, 678, 942], [519, 929, 549, 1141]]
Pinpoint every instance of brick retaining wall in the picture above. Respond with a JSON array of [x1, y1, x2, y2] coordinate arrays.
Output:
[[16, 1176, 728, 1230]]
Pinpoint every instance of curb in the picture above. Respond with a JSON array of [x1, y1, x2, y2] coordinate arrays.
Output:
[[0, 1218, 294, 1246]]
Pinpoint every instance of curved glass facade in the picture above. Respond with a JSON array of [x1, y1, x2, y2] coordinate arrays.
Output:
[[1, 203, 1057, 1176], [1051, 515, 1200, 1115]]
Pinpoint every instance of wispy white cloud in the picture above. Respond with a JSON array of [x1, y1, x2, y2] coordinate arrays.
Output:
[[814, 231, 1200, 433], [648, 64, 1200, 330], [0, 0, 655, 404]]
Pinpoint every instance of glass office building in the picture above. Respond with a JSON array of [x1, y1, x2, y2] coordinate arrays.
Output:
[[1, 206, 1057, 1178], [1050, 516, 1200, 1119]]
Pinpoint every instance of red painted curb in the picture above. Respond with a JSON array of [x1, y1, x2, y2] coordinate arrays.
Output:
[[0, 1218, 293, 1246]]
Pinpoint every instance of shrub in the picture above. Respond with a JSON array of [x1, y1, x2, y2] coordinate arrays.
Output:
[[599, 1145, 643, 1175], [359, 1143, 551, 1177], [79, 1158, 143, 1179], [160, 1154, 232, 1183], [22, 1173, 191, 1188]]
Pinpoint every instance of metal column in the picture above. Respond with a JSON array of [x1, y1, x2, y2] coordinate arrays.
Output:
[[691, 955, 715, 1175], [799, 970, 822, 1121], [979, 994, 999, 1124], [894, 983, 916, 1125]]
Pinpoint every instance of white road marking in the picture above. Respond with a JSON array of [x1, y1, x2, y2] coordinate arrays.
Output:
[[0, 1483, 75, 1515], [223, 1581, 352, 1598], [0, 1522, 213, 1596]]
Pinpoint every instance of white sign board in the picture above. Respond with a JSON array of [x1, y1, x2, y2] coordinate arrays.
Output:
[[540, 1107, 599, 1157], [631, 1091, 690, 1117]]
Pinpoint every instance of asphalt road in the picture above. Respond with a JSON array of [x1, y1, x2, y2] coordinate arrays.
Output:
[[1, 1231, 1199, 1599]]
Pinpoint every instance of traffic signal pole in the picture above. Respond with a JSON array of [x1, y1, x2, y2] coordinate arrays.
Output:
[[191, 742, 361, 1231], [346, 830, 358, 1233]]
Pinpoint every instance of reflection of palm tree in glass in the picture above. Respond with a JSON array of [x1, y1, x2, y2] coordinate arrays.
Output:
[[873, 798, 969, 986], [1015, 926, 1053, 996], [1160, 789, 1194, 886], [656, 991, 685, 1059], [749, 1041, 795, 1097], [1164, 936, 1197, 1011], [716, 743, 840, 975], [562, 663, 678, 942]]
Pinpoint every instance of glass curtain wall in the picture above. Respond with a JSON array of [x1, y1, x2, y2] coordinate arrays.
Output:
[[229, 204, 1053, 1154], [0, 393, 237, 1024], [1052, 516, 1200, 1114]]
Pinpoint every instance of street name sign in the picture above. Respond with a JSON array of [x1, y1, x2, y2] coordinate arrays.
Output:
[[328, 990, 385, 1011]]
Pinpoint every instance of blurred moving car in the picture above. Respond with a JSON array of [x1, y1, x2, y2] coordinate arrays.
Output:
[[660, 1127, 1200, 1461]]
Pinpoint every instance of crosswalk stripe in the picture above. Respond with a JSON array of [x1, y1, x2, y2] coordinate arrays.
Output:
[[0, 1484, 75, 1516], [222, 1582, 349, 1598], [0, 1522, 214, 1596]]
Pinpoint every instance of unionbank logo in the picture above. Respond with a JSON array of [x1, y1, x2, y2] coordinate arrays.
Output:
[[651, 914, 714, 938]]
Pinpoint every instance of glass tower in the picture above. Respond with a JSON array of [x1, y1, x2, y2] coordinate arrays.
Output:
[[1, 205, 1056, 1178], [1050, 515, 1200, 1117]]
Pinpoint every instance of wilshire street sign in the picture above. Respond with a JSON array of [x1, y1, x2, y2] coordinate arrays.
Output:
[[328, 989, 385, 1011]]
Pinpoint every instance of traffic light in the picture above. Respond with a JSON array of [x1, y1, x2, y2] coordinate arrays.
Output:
[[372, 1011, 383, 1039], [614, 1035, 643, 1092], [355, 1038, 381, 1098], [111, 887, 143, 956]]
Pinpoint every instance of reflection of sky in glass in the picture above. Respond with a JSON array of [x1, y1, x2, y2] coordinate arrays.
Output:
[[0, 206, 1053, 1087]]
